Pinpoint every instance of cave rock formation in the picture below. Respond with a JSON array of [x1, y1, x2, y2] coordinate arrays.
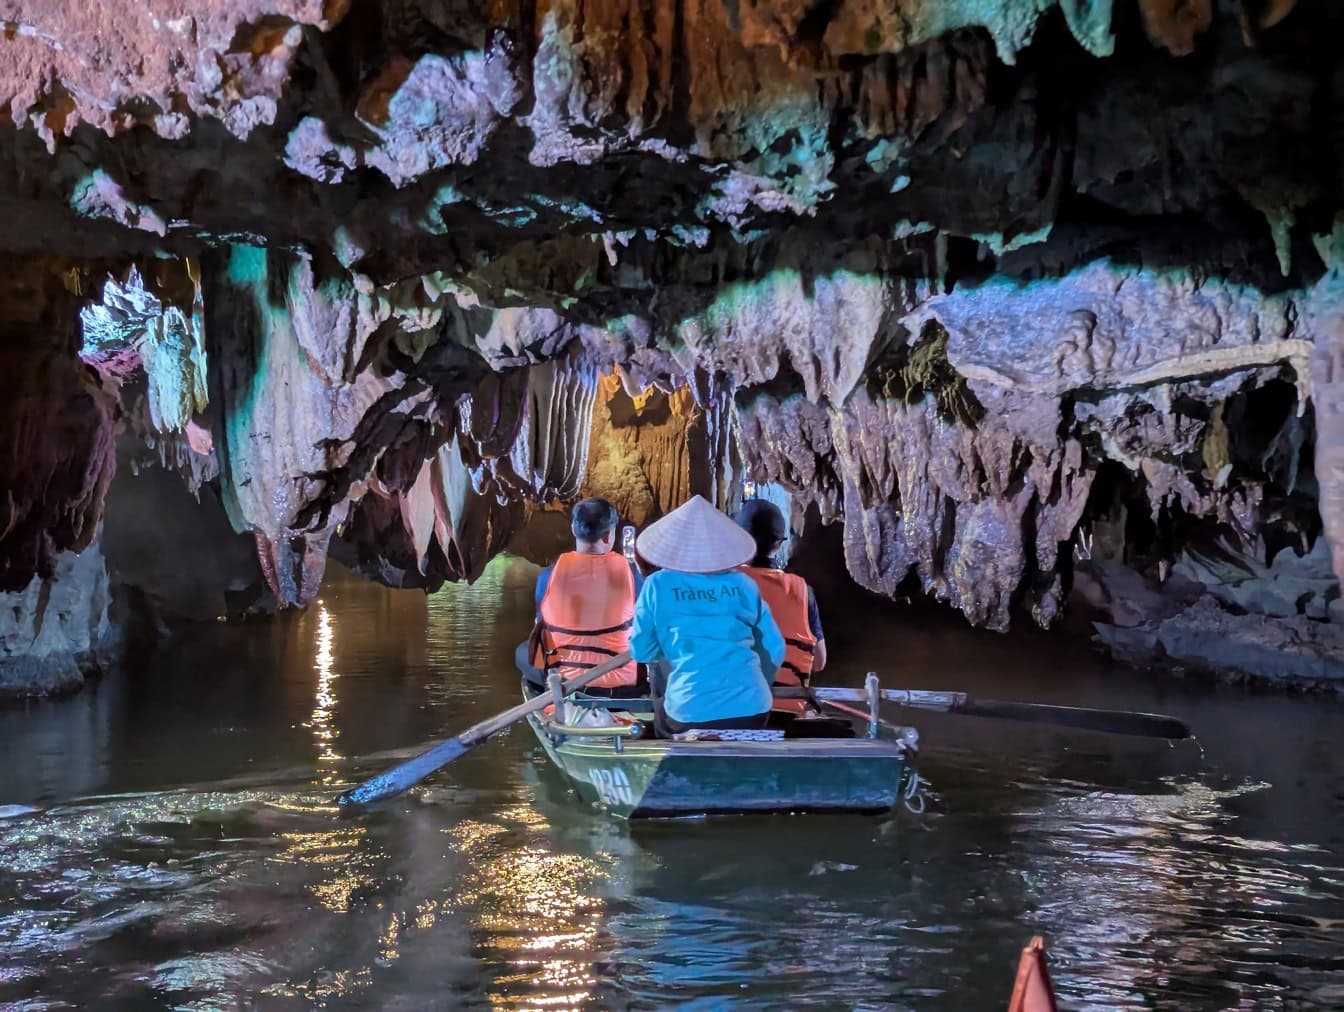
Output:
[[1, 0, 1343, 691]]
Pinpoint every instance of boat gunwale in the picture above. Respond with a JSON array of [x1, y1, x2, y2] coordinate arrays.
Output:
[[523, 712, 912, 762]]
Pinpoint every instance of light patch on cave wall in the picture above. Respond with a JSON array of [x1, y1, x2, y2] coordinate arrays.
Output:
[[80, 265, 208, 433], [672, 268, 894, 403]]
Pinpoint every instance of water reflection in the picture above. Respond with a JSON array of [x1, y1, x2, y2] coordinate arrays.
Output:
[[424, 556, 525, 709], [305, 602, 343, 782], [0, 559, 1341, 1009], [443, 806, 605, 1011]]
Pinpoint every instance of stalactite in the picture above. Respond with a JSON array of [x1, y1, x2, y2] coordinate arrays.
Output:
[[490, 356, 600, 502], [688, 371, 743, 514], [427, 437, 524, 583], [737, 388, 842, 521], [79, 263, 208, 435], [1306, 228, 1344, 586], [203, 246, 401, 607]]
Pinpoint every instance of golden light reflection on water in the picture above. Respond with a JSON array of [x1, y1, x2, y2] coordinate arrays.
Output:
[[468, 845, 604, 1010], [304, 603, 343, 784], [272, 823, 376, 915], [261, 966, 375, 1004], [415, 805, 605, 1011], [413, 898, 438, 930], [282, 561, 603, 1007], [449, 818, 511, 854], [379, 911, 402, 965]]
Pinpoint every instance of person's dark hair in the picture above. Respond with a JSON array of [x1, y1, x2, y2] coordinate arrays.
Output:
[[734, 499, 788, 566], [572, 497, 619, 543]]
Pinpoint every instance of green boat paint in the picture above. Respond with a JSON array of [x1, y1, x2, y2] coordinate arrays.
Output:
[[524, 691, 916, 819]]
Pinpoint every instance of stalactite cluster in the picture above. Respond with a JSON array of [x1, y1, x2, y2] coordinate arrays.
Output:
[[2, 0, 1343, 692]]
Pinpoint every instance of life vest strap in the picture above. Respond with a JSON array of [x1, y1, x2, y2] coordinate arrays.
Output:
[[540, 618, 634, 637], [543, 646, 624, 670], [784, 636, 815, 654], [561, 645, 620, 658]]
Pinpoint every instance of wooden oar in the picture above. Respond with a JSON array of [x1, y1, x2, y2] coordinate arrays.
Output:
[[810, 686, 1192, 740], [814, 696, 909, 735], [337, 651, 632, 807], [774, 684, 917, 739]]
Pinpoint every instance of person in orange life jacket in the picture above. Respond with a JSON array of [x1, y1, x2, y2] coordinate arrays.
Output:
[[515, 497, 647, 699], [734, 499, 826, 713]]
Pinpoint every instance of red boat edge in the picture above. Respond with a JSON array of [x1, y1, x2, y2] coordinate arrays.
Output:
[[1007, 936, 1058, 1012]]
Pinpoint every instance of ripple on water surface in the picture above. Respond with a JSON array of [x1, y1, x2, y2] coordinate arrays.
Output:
[[1, 558, 1343, 1009]]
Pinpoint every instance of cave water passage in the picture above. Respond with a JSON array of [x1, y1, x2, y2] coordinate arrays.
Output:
[[1, 559, 1343, 1009]]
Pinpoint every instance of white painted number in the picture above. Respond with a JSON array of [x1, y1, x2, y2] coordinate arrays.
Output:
[[590, 767, 633, 806]]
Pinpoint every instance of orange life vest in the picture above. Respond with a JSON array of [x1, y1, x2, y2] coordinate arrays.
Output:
[[533, 551, 638, 689], [741, 566, 817, 713]]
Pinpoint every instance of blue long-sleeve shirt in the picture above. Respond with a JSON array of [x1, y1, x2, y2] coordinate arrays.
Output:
[[629, 569, 785, 724]]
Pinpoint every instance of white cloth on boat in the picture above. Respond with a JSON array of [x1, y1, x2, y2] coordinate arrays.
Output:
[[557, 702, 618, 727], [672, 725, 784, 741]]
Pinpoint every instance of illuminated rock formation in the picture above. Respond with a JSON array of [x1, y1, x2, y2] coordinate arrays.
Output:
[[0, 539, 112, 699], [1, 0, 1341, 689]]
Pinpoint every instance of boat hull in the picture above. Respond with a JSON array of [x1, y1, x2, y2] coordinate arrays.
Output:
[[525, 709, 912, 819]]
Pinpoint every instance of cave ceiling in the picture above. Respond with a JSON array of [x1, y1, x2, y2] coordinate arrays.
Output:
[[1, 0, 1342, 632]]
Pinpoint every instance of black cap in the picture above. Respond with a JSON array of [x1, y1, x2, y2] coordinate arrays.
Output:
[[734, 498, 787, 549]]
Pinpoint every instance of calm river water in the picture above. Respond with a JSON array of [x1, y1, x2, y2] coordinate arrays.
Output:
[[2, 557, 1343, 1009]]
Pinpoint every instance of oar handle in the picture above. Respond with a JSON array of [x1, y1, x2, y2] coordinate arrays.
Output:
[[337, 651, 633, 807], [881, 689, 968, 709], [809, 688, 966, 708]]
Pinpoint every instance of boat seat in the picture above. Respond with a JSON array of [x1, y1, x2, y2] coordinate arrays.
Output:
[[781, 716, 856, 739]]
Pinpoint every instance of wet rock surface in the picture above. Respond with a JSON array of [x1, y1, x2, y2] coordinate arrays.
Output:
[[1079, 537, 1344, 689], [102, 434, 272, 624], [0, 1, 1342, 687], [0, 539, 113, 699]]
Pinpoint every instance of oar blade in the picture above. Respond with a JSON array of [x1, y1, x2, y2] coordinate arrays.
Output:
[[338, 738, 469, 806], [956, 699, 1192, 740], [336, 650, 633, 808]]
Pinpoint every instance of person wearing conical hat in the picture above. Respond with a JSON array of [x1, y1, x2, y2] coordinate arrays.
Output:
[[629, 495, 786, 737]]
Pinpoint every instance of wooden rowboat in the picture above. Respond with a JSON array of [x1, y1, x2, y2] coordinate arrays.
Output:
[[522, 675, 921, 819], [341, 651, 1185, 812]]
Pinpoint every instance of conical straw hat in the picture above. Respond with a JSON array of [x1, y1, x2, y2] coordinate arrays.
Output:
[[636, 495, 756, 574]]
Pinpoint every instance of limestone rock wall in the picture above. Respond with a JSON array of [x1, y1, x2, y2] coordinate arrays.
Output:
[[0, 0, 1342, 688], [102, 434, 272, 623], [0, 260, 118, 593], [0, 539, 111, 699], [582, 372, 741, 529]]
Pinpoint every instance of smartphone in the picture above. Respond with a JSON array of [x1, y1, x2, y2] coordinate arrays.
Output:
[[622, 524, 637, 561]]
